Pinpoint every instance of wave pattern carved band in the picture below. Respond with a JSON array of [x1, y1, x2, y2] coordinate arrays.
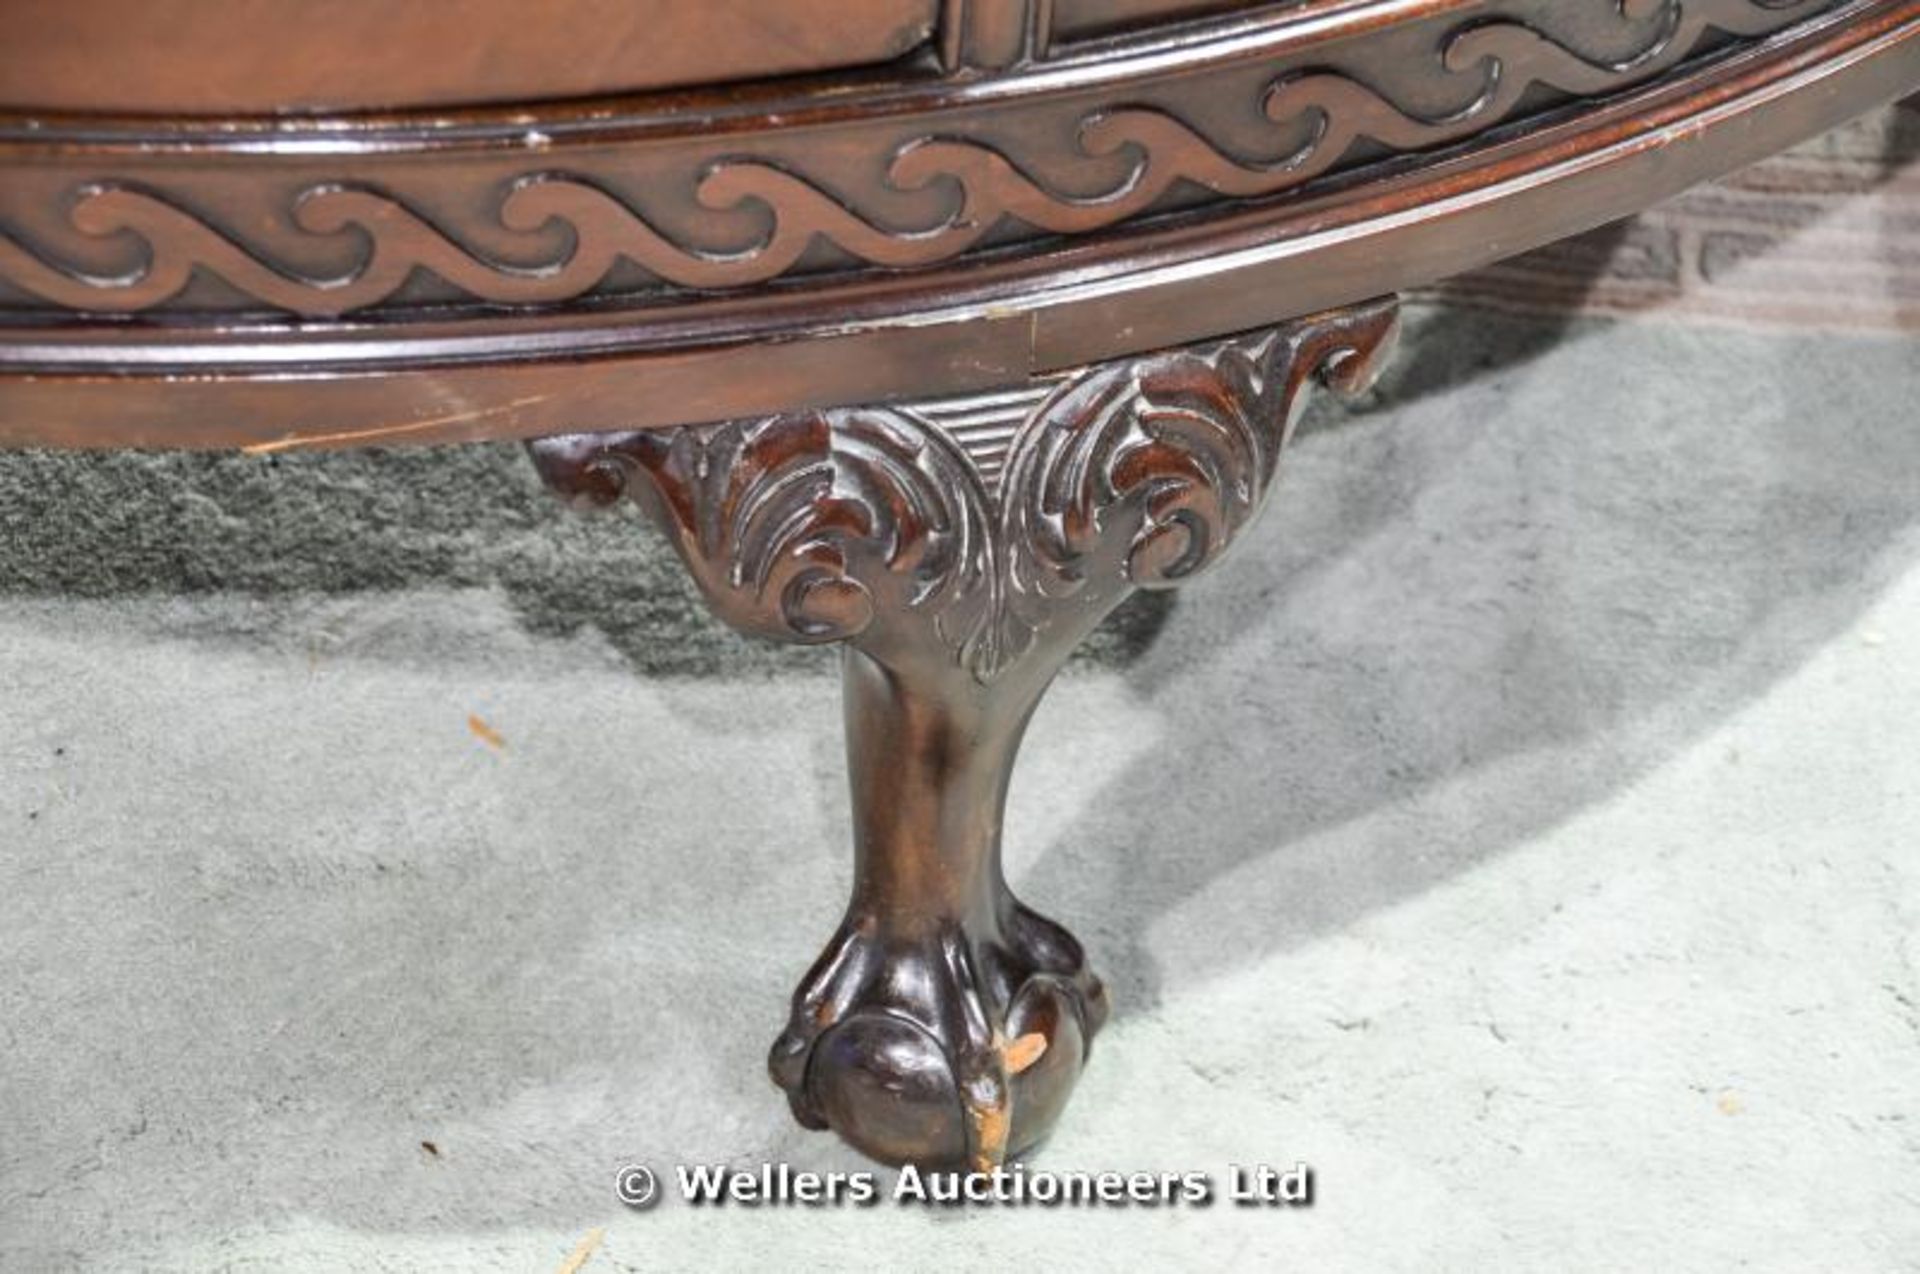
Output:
[[0, 0, 1827, 317]]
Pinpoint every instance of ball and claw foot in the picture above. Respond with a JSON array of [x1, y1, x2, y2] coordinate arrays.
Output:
[[527, 299, 1399, 1171], [769, 903, 1110, 1171]]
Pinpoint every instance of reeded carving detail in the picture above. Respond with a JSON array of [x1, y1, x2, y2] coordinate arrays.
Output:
[[0, 0, 1826, 316], [529, 301, 1397, 1171]]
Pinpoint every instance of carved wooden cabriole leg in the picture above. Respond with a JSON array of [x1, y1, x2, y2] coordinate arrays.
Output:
[[526, 298, 1399, 1170]]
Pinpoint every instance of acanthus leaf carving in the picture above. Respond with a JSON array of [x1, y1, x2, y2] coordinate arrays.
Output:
[[529, 298, 1400, 685], [529, 405, 997, 655]]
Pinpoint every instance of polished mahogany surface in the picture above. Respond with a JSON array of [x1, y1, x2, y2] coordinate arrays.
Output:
[[3, 1, 1915, 452]]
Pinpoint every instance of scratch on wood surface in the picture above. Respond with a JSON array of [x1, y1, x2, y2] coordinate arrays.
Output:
[[239, 395, 550, 454], [1003, 1031, 1048, 1075], [467, 714, 507, 750], [554, 1227, 605, 1274], [969, 1098, 1010, 1175]]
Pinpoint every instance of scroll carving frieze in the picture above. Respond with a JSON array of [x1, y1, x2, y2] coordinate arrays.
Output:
[[0, 0, 1831, 317], [528, 299, 1400, 684]]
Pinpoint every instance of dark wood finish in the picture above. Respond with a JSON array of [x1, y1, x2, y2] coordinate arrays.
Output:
[[0, 0, 1846, 318], [2, 1, 1915, 451], [942, 0, 1056, 69], [528, 300, 1399, 1168], [2, 0, 1915, 1170], [1049, 0, 1271, 42]]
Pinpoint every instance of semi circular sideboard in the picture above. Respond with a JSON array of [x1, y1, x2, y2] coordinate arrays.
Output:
[[3, 0, 1915, 1171]]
